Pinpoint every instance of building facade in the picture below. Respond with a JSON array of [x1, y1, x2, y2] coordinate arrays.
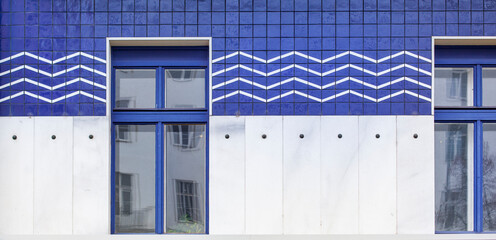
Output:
[[1, 0, 496, 238]]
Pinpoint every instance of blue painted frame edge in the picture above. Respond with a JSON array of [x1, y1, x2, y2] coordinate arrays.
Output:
[[434, 52, 496, 233], [110, 46, 209, 234]]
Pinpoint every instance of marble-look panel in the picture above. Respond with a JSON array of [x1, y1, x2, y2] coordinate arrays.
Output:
[[209, 116, 246, 234], [321, 116, 359, 234], [283, 116, 321, 234]]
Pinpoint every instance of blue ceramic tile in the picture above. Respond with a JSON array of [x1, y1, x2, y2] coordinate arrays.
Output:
[[198, 0, 211, 11], [240, 12, 252, 24], [79, 104, 93, 116], [40, 0, 52, 11], [212, 0, 225, 11], [122, 0, 134, 11], [135, 25, 147, 36], [254, 12, 266, 24], [212, 12, 225, 24], [336, 102, 350, 114], [212, 103, 225, 115], [81, 0, 94, 11], [135, 12, 147, 24], [226, 0, 239, 10], [25, 0, 38, 11], [11, 105, 24, 116], [94, 0, 107, 11], [392, 0, 405, 10], [226, 103, 239, 115], [135, 0, 147, 11], [108, 0, 121, 11], [148, 0, 159, 11], [281, 0, 294, 10]]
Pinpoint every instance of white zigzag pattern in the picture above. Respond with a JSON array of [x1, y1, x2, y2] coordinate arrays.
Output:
[[0, 52, 106, 64], [212, 90, 431, 103], [212, 63, 431, 77], [0, 65, 106, 77], [0, 91, 106, 103], [212, 50, 432, 64], [0, 77, 106, 90], [213, 76, 431, 90]]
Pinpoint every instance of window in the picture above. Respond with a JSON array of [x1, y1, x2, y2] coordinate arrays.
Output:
[[435, 46, 496, 233], [175, 180, 201, 223], [111, 47, 209, 234]]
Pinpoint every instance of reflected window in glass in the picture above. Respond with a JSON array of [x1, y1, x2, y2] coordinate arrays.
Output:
[[435, 68, 473, 107], [165, 124, 206, 233], [165, 69, 205, 109], [483, 68, 496, 106], [435, 123, 474, 232], [115, 69, 156, 109], [114, 125, 156, 233]]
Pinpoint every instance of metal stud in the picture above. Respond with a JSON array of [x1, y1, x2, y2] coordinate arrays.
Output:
[[413, 133, 418, 139], [338, 134, 342, 139], [375, 134, 380, 139], [299, 134, 304, 139], [225, 134, 230, 139], [12, 135, 17, 140], [89, 134, 94, 139], [51, 135, 56, 140], [262, 134, 267, 139]]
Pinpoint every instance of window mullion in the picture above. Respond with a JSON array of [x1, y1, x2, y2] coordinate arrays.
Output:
[[156, 122, 165, 234], [157, 67, 164, 109], [475, 120, 484, 232], [475, 65, 483, 107]]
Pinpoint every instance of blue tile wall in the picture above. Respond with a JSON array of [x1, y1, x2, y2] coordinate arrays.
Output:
[[1, 0, 496, 116]]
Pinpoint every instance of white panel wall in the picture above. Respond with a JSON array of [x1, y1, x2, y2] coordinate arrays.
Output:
[[397, 116, 435, 234], [283, 116, 321, 234], [73, 117, 110, 234], [358, 116, 397, 234], [321, 116, 359, 234], [245, 116, 283, 234], [0, 117, 34, 234], [209, 116, 246, 234], [34, 117, 74, 234], [0, 115, 436, 235]]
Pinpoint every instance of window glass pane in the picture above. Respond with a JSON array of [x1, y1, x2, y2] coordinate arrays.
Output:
[[484, 123, 496, 231], [165, 124, 206, 233], [115, 125, 156, 233], [165, 69, 205, 108], [483, 68, 496, 106], [115, 69, 156, 108], [435, 123, 474, 231], [435, 68, 473, 107]]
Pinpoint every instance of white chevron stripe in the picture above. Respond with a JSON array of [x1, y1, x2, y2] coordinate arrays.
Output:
[[0, 91, 106, 103], [0, 77, 106, 90], [212, 76, 431, 90], [0, 52, 106, 64], [212, 63, 431, 77], [212, 90, 431, 103], [212, 51, 431, 64], [0, 65, 106, 77]]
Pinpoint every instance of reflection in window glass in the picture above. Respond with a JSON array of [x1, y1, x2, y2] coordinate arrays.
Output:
[[115, 69, 156, 109], [484, 123, 496, 231], [435, 68, 473, 107], [435, 123, 474, 231], [165, 69, 205, 109], [483, 68, 496, 106], [165, 124, 206, 233], [115, 125, 156, 233]]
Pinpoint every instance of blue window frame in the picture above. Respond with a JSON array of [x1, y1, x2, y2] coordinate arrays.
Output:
[[110, 47, 209, 234], [435, 46, 496, 233]]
